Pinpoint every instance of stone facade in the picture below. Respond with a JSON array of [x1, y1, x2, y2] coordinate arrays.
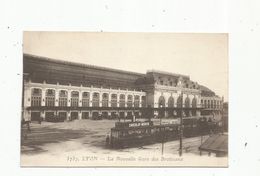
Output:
[[22, 54, 223, 121]]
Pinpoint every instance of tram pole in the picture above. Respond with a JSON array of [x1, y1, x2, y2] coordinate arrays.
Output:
[[160, 105, 164, 155], [179, 91, 183, 157]]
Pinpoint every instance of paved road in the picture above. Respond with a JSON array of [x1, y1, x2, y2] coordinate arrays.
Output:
[[21, 119, 227, 167]]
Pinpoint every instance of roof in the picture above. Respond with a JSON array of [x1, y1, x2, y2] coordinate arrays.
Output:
[[199, 134, 228, 154], [23, 54, 145, 89], [24, 53, 145, 77], [147, 69, 190, 79], [199, 85, 216, 97]]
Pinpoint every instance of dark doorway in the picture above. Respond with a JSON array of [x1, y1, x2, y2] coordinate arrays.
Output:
[[58, 112, 67, 121], [31, 111, 41, 121], [119, 112, 125, 119], [92, 112, 99, 119], [82, 112, 89, 119], [71, 112, 78, 120], [102, 112, 108, 119]]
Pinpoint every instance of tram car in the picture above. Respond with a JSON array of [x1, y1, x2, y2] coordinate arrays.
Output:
[[107, 117, 220, 149]]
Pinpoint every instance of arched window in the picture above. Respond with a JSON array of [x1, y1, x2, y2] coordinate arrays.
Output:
[[168, 96, 174, 108], [71, 91, 79, 107], [158, 96, 165, 118], [141, 96, 146, 107], [158, 96, 165, 107], [184, 97, 190, 117], [168, 96, 174, 117], [134, 95, 140, 107], [185, 97, 190, 108], [111, 94, 117, 107], [82, 92, 90, 107], [59, 90, 67, 107], [127, 95, 133, 107], [119, 94, 125, 107], [31, 88, 42, 107], [177, 96, 182, 108], [92, 92, 100, 107], [192, 97, 197, 116], [46, 89, 55, 107], [176, 96, 183, 117], [102, 93, 109, 107], [192, 98, 197, 108]]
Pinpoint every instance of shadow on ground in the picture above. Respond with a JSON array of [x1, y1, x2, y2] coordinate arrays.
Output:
[[21, 126, 86, 155]]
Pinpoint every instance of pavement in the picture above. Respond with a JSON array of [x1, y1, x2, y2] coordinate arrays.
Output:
[[20, 119, 228, 167]]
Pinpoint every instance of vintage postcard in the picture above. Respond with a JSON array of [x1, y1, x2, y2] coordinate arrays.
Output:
[[21, 32, 228, 167]]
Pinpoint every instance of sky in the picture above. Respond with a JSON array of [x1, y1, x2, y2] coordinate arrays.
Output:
[[23, 32, 228, 101]]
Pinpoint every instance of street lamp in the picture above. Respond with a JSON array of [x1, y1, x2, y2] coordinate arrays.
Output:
[[179, 91, 183, 157]]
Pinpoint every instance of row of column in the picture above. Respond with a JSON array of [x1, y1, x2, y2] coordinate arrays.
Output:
[[38, 110, 142, 120], [27, 87, 146, 107]]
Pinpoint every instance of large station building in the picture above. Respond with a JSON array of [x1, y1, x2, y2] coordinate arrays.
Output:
[[22, 54, 223, 121]]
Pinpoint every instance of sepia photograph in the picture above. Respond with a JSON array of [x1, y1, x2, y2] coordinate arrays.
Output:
[[21, 32, 228, 167]]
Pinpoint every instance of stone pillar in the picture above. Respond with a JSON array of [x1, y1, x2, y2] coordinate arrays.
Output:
[[116, 93, 119, 107], [125, 94, 128, 107], [79, 90, 82, 107], [24, 85, 31, 107], [189, 110, 192, 117], [165, 111, 168, 118], [67, 90, 71, 107], [67, 111, 71, 121], [55, 89, 59, 106], [89, 110, 93, 119], [41, 88, 46, 106], [108, 93, 111, 107], [41, 111, 45, 120], [89, 92, 93, 107], [78, 111, 82, 120], [196, 110, 201, 117], [99, 92, 102, 107]]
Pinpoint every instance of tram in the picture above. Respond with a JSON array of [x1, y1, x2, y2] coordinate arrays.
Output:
[[107, 117, 220, 149]]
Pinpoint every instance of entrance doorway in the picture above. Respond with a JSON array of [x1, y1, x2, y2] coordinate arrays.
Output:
[[111, 112, 117, 119], [119, 112, 125, 119], [58, 112, 67, 121], [134, 112, 140, 118], [102, 112, 108, 119], [82, 112, 89, 119], [45, 112, 55, 122], [71, 112, 78, 120], [92, 112, 99, 120], [31, 111, 41, 121], [126, 111, 133, 119]]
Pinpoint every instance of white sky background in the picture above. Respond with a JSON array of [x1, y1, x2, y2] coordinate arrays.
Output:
[[2, 0, 260, 176], [23, 32, 228, 100]]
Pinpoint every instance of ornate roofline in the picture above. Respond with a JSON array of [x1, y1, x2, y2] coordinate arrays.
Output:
[[146, 69, 190, 79]]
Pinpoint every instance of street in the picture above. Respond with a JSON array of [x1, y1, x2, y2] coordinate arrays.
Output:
[[21, 119, 227, 167]]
